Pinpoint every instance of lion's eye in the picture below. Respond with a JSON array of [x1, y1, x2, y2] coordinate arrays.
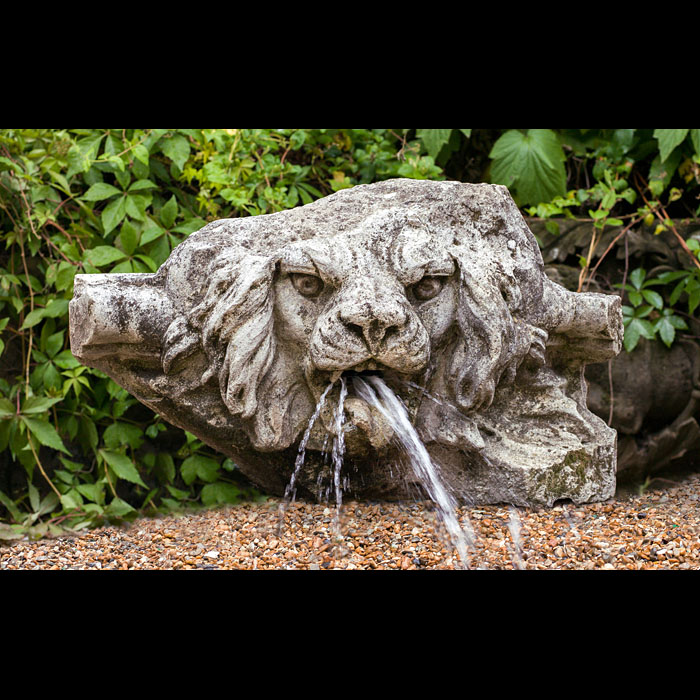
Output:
[[412, 275, 444, 301], [290, 273, 324, 298]]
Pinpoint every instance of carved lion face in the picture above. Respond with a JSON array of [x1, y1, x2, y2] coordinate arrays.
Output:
[[276, 219, 457, 391], [162, 204, 543, 457]]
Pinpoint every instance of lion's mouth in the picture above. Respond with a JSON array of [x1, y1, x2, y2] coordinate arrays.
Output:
[[328, 359, 384, 384], [299, 359, 425, 456]]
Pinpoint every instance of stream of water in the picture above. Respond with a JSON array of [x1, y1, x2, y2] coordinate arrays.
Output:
[[352, 375, 474, 569], [280, 374, 486, 569], [277, 381, 334, 535]]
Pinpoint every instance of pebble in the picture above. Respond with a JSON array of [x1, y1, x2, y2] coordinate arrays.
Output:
[[2, 471, 700, 570]]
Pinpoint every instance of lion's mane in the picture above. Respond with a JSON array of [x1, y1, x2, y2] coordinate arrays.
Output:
[[161, 247, 312, 451]]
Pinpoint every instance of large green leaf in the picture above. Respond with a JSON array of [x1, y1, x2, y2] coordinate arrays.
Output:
[[21, 395, 63, 414], [654, 129, 689, 162], [160, 195, 178, 229], [489, 129, 567, 206], [118, 220, 140, 256], [65, 134, 105, 179], [103, 422, 144, 450], [0, 397, 15, 418]]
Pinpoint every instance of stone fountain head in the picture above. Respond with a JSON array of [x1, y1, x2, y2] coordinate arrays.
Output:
[[70, 179, 623, 507]]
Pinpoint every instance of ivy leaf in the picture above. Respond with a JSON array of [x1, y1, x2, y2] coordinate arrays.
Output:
[[140, 221, 166, 246], [0, 489, 24, 522], [105, 497, 136, 518], [83, 182, 122, 201], [133, 145, 150, 165], [20, 300, 69, 329], [656, 270, 689, 284], [627, 290, 642, 306], [641, 289, 663, 310], [689, 288, 700, 314], [125, 193, 150, 221], [45, 331, 64, 358], [60, 491, 82, 511], [156, 453, 176, 483], [180, 454, 220, 485], [118, 220, 140, 256], [654, 129, 689, 162], [201, 482, 242, 507], [101, 195, 127, 235], [623, 318, 655, 352], [128, 178, 157, 191], [160, 194, 178, 229], [416, 129, 453, 160], [133, 254, 157, 272], [99, 449, 147, 488], [84, 245, 127, 268], [22, 416, 70, 454], [489, 129, 567, 206], [21, 395, 63, 414], [629, 268, 646, 291], [0, 397, 16, 418], [648, 150, 682, 196], [103, 422, 144, 450], [76, 482, 104, 504], [55, 262, 76, 292], [654, 317, 676, 347], [66, 134, 104, 179], [161, 134, 191, 171]]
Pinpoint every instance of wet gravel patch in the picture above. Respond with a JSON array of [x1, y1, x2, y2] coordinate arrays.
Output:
[[3, 471, 700, 570]]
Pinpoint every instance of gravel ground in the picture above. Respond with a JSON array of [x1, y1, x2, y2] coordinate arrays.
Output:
[[2, 470, 700, 570]]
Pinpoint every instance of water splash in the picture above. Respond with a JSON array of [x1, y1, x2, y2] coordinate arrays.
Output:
[[507, 505, 525, 570], [563, 504, 581, 539], [353, 374, 473, 569], [330, 376, 348, 535], [278, 381, 335, 533]]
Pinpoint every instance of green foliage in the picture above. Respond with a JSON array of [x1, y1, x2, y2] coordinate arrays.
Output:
[[616, 268, 689, 351], [415, 129, 472, 163], [0, 128, 431, 539], [2, 127, 699, 539], [489, 129, 567, 206]]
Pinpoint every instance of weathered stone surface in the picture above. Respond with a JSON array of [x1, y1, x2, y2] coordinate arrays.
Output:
[[546, 260, 700, 481], [70, 179, 623, 507]]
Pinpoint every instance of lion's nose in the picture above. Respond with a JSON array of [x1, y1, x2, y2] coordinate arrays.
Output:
[[339, 300, 406, 355]]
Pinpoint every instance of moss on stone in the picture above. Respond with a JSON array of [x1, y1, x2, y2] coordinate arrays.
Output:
[[531, 448, 591, 502]]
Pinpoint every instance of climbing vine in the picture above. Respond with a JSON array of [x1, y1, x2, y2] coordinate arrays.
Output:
[[1, 128, 699, 539]]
